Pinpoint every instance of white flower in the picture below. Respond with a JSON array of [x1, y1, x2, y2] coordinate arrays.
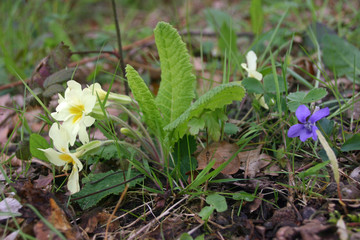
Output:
[[40, 124, 83, 194], [241, 50, 263, 81], [86, 83, 131, 104], [241, 51, 268, 109], [51, 80, 96, 145]]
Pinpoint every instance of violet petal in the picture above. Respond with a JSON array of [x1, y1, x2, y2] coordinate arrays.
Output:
[[296, 105, 311, 123], [311, 125, 319, 141], [299, 128, 313, 142], [309, 107, 330, 123], [288, 124, 305, 138]]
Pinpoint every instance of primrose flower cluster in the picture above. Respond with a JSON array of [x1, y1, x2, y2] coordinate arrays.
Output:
[[40, 80, 131, 194], [241, 50, 268, 109]]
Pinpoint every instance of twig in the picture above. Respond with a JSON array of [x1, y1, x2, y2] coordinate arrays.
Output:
[[127, 196, 188, 240], [111, 0, 128, 95], [104, 184, 129, 240]]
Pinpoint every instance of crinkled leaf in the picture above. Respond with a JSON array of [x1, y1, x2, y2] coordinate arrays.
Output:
[[126, 65, 164, 137], [30, 134, 51, 161], [224, 122, 239, 135], [31, 42, 71, 87], [43, 68, 77, 88], [188, 118, 205, 135], [154, 22, 196, 126], [73, 170, 144, 210], [242, 78, 264, 94], [42, 83, 65, 98], [164, 82, 245, 141], [341, 134, 360, 152]]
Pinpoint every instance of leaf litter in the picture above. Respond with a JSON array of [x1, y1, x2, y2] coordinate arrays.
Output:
[[1, 1, 360, 239]]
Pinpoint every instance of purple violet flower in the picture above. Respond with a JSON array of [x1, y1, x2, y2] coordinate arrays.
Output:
[[288, 105, 330, 142]]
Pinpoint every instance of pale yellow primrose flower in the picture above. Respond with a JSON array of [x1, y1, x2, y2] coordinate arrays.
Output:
[[85, 83, 132, 119], [87, 83, 132, 104], [51, 80, 96, 145], [241, 51, 263, 81], [241, 51, 268, 109], [40, 124, 83, 194]]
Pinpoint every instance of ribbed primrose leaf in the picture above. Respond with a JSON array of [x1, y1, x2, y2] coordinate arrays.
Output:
[[154, 22, 196, 126], [126, 65, 164, 137], [164, 82, 245, 140]]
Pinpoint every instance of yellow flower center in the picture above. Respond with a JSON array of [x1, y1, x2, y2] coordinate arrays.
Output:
[[59, 153, 75, 164], [69, 104, 85, 123]]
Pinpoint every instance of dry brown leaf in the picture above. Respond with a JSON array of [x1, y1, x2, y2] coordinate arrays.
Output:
[[34, 198, 78, 240], [264, 164, 282, 176], [197, 141, 241, 175], [249, 194, 263, 213], [34, 174, 53, 189], [237, 146, 272, 178]]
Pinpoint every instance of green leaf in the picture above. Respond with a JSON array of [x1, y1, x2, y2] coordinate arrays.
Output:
[[242, 78, 264, 94], [302, 88, 327, 103], [250, 0, 264, 35], [126, 65, 164, 137], [188, 118, 205, 135], [179, 233, 193, 240], [232, 191, 256, 202], [318, 118, 334, 136], [198, 206, 215, 221], [206, 193, 227, 212], [154, 22, 196, 126], [171, 135, 197, 181], [322, 33, 360, 78], [287, 91, 306, 102], [16, 141, 31, 160], [29, 134, 50, 161], [73, 170, 144, 210], [263, 75, 287, 93], [202, 110, 227, 142], [164, 82, 245, 141], [287, 101, 303, 112], [286, 88, 327, 112], [218, 22, 238, 57], [224, 122, 239, 135], [204, 9, 232, 32], [341, 134, 360, 152], [298, 161, 329, 179]]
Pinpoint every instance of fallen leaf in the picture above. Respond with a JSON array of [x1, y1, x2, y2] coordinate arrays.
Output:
[[237, 146, 272, 178], [0, 197, 22, 220], [3, 230, 20, 240], [33, 198, 79, 240], [34, 174, 54, 189], [197, 141, 241, 174], [249, 194, 263, 213]]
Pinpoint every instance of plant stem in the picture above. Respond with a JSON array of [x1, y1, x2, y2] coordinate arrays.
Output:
[[111, 0, 129, 95], [109, 115, 159, 162]]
